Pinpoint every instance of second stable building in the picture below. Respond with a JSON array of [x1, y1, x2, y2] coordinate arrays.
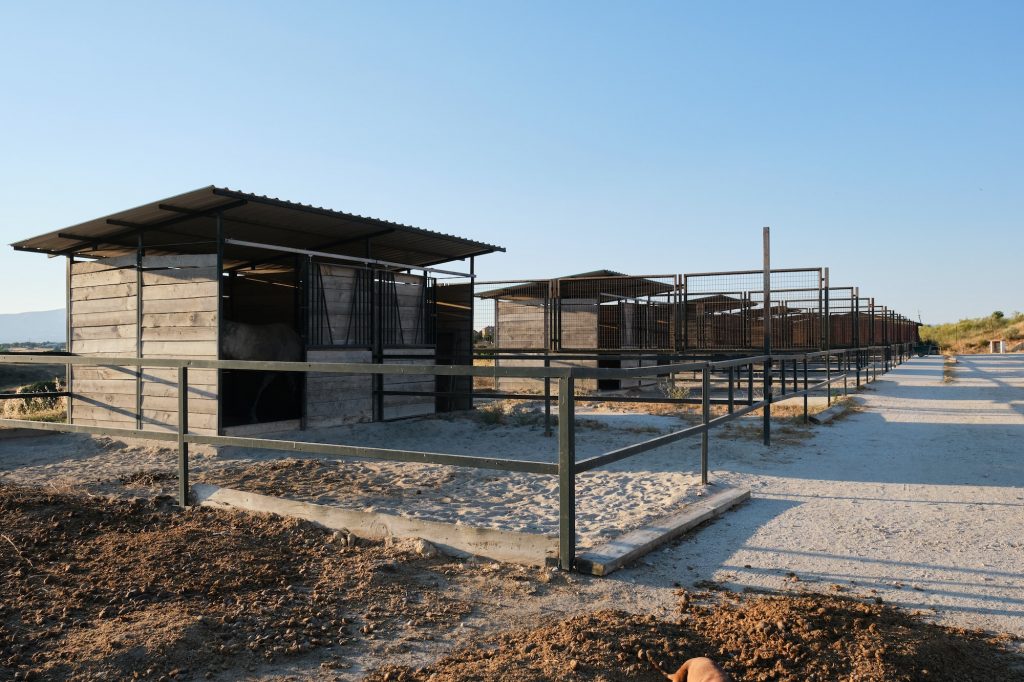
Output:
[[477, 270, 677, 391], [12, 186, 503, 435]]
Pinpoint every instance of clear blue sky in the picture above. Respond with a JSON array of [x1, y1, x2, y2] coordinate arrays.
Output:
[[1, 1, 1020, 323]]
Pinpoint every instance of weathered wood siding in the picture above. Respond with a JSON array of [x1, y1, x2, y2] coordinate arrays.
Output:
[[382, 348, 435, 420], [69, 260, 138, 428], [69, 254, 219, 435], [495, 299, 547, 350], [305, 349, 373, 427], [140, 254, 219, 434]]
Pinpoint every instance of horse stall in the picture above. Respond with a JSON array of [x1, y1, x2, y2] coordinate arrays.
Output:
[[12, 186, 503, 435], [477, 271, 677, 393]]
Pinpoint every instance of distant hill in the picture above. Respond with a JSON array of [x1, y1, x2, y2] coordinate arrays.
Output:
[[920, 311, 1024, 353], [0, 309, 66, 344]]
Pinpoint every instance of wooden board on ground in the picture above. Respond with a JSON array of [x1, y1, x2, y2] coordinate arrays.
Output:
[[192, 484, 558, 566], [575, 486, 751, 577]]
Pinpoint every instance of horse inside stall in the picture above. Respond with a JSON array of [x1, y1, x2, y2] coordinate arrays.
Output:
[[220, 320, 304, 423]]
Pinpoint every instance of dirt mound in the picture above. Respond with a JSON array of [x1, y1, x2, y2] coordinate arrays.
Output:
[[0, 483, 469, 681], [367, 592, 1023, 682]]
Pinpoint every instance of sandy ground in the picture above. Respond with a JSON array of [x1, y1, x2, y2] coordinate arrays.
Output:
[[2, 353, 1023, 675]]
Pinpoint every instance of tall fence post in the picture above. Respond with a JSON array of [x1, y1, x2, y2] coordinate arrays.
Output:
[[557, 375, 576, 571], [802, 357, 809, 424], [543, 353, 552, 437], [701, 365, 710, 484], [177, 365, 190, 508], [727, 366, 735, 414], [826, 352, 832, 406], [763, 358, 772, 446]]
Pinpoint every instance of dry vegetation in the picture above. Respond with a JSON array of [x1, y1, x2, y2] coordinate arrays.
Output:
[[920, 311, 1024, 354], [0, 378, 67, 423]]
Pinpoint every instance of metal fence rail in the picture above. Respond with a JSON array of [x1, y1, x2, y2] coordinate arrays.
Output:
[[0, 342, 914, 571]]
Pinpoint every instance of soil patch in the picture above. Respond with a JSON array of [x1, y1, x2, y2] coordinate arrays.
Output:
[[0, 483, 470, 681], [367, 591, 1024, 682]]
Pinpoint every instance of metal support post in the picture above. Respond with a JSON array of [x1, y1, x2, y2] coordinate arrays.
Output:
[[177, 366, 190, 507], [802, 358, 809, 424], [826, 353, 832, 406], [558, 376, 576, 571], [763, 358, 772, 446], [747, 362, 754, 405], [727, 366, 735, 413], [544, 353, 552, 437], [701, 365, 710, 484]]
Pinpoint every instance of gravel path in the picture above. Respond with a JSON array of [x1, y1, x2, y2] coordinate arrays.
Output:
[[590, 354, 1024, 641]]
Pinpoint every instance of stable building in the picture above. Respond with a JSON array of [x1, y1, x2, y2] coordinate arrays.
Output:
[[12, 186, 503, 434]]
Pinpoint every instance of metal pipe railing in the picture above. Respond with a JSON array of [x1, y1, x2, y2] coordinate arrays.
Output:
[[0, 341, 914, 572]]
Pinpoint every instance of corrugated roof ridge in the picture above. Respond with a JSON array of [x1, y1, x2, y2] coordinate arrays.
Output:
[[214, 186, 504, 252]]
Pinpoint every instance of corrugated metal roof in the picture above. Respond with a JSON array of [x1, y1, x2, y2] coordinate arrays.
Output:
[[479, 270, 675, 300], [10, 185, 504, 269]]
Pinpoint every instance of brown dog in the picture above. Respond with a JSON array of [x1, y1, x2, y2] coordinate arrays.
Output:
[[649, 654, 729, 682]]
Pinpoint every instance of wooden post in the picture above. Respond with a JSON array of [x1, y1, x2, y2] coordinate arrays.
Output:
[[558, 375, 575, 571]]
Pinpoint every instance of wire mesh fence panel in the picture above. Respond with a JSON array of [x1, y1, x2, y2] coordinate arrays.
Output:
[[555, 275, 677, 351], [683, 269, 824, 352]]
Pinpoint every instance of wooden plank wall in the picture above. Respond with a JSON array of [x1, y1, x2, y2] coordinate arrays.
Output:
[[139, 254, 219, 434], [319, 264, 361, 344], [495, 299, 547, 349], [382, 348, 435, 419], [69, 260, 139, 429], [68, 254, 219, 435], [305, 349, 373, 426]]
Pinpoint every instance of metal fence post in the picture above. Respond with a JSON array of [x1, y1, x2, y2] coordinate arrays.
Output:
[[727, 366, 735, 414], [701, 365, 710, 484], [763, 358, 772, 446], [544, 353, 552, 437], [177, 365, 189, 508], [826, 352, 832, 406], [558, 375, 576, 571], [802, 357, 809, 424]]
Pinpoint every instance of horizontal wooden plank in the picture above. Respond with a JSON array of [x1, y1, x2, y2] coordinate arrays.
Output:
[[71, 338, 138, 354], [71, 268, 136, 288], [71, 379, 138, 395], [74, 392, 137, 409], [140, 311, 218, 328], [142, 254, 216, 269], [71, 283, 135, 302], [72, 309, 137, 328], [72, 297, 136, 314], [141, 340, 217, 357], [141, 382, 217, 399], [141, 281, 219, 301], [141, 396, 218, 415], [72, 324, 136, 341], [70, 404, 136, 422], [141, 297, 218, 314], [141, 326, 218, 342], [141, 368, 218, 384], [72, 260, 127, 275], [383, 403, 434, 419], [142, 266, 217, 286], [383, 395, 433, 408], [72, 366, 138, 381], [141, 410, 217, 430], [70, 417, 139, 430]]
